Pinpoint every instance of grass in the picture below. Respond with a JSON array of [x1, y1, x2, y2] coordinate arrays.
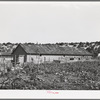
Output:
[[0, 60, 100, 89]]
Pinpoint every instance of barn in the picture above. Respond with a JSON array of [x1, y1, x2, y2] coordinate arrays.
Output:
[[12, 44, 93, 64]]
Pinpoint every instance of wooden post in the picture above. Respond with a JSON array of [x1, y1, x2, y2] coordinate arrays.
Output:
[[15, 55, 16, 67]]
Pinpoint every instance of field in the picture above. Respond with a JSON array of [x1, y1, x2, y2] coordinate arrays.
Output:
[[0, 60, 100, 90]]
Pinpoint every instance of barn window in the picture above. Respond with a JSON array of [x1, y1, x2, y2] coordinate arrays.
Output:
[[78, 58, 80, 60], [70, 58, 74, 60], [31, 58, 34, 62], [44, 57, 46, 61]]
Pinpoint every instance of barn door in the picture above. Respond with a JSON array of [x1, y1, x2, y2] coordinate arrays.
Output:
[[19, 55, 24, 64]]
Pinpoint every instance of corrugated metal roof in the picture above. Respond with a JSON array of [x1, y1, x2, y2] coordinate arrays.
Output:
[[20, 44, 93, 56]]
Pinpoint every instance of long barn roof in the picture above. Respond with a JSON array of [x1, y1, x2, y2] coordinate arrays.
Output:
[[19, 44, 93, 56]]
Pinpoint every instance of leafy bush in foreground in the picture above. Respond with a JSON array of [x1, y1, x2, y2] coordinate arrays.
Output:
[[0, 60, 100, 89]]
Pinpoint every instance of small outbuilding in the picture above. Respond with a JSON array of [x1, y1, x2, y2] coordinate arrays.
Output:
[[0, 52, 13, 63]]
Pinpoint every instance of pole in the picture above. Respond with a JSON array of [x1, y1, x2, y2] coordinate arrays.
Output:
[[15, 55, 16, 67]]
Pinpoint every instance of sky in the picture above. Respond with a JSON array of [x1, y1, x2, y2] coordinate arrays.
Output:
[[0, 1, 100, 43]]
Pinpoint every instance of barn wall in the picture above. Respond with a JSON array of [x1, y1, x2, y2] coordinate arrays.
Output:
[[65, 56, 92, 62], [27, 55, 65, 63], [26, 55, 92, 64], [0, 56, 13, 62], [4, 57, 13, 61]]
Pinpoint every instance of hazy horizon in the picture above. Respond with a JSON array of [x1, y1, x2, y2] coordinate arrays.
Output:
[[0, 40, 100, 44], [0, 2, 100, 43]]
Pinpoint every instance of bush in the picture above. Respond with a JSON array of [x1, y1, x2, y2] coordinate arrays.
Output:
[[0, 61, 100, 89]]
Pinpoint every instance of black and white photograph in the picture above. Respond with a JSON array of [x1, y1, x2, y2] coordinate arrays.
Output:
[[0, 1, 100, 92]]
